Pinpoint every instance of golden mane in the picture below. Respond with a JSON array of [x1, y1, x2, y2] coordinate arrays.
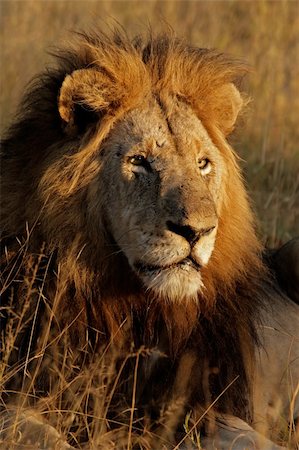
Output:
[[1, 30, 270, 426]]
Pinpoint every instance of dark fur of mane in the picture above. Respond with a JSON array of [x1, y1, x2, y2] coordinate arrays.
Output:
[[0, 30, 278, 435]]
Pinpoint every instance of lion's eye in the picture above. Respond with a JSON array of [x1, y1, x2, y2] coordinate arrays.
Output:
[[129, 155, 146, 166], [129, 154, 150, 175], [198, 158, 212, 176]]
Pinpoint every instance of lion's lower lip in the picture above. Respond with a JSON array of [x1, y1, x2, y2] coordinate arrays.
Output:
[[134, 257, 201, 274]]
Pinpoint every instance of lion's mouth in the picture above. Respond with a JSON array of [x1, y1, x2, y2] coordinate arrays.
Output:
[[134, 257, 201, 274]]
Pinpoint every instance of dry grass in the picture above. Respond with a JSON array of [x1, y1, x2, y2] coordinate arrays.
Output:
[[2, 273, 296, 450], [0, 243, 197, 449], [0, 1, 299, 449]]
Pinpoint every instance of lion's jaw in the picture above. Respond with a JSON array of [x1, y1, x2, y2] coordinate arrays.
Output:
[[98, 100, 224, 302]]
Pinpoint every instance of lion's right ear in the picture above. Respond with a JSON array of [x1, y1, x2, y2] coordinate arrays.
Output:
[[208, 83, 244, 136], [58, 68, 112, 134]]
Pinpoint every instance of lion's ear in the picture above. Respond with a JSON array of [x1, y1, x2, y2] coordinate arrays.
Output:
[[208, 83, 244, 136], [58, 68, 111, 134]]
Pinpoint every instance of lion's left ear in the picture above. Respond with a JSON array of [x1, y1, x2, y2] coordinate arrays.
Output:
[[208, 83, 244, 136]]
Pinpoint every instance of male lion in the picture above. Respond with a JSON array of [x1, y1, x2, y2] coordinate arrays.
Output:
[[0, 30, 298, 449]]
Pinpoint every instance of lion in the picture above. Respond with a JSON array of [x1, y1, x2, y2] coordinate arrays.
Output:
[[1, 30, 298, 449]]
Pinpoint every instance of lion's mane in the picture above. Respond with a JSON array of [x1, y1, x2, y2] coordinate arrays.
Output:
[[1, 30, 275, 427]]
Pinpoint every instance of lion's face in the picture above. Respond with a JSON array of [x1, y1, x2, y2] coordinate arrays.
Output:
[[92, 98, 226, 301]]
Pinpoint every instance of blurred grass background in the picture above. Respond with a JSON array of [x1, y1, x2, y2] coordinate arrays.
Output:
[[1, 0, 298, 245]]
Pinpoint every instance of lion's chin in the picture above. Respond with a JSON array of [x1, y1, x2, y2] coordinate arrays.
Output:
[[138, 264, 203, 302]]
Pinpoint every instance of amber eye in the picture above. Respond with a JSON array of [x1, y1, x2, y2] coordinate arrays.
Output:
[[129, 155, 146, 166], [129, 154, 151, 175], [198, 158, 212, 176]]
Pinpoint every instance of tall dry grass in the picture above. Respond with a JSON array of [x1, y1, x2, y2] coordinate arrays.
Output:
[[0, 240, 203, 450], [1, 251, 297, 448], [1, 247, 296, 449]]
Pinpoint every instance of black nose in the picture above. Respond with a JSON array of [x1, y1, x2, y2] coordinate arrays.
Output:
[[166, 220, 215, 246]]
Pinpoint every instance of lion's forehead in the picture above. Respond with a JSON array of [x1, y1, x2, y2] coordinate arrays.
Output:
[[117, 100, 219, 159]]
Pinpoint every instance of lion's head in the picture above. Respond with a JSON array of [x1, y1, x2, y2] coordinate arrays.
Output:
[[1, 30, 263, 340]]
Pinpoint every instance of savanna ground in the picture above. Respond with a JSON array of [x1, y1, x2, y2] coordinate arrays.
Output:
[[0, 1, 298, 449]]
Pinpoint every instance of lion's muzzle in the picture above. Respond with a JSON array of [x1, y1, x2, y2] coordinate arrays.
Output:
[[166, 220, 216, 247]]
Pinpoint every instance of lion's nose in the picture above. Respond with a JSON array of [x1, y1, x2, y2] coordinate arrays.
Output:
[[166, 220, 215, 246]]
